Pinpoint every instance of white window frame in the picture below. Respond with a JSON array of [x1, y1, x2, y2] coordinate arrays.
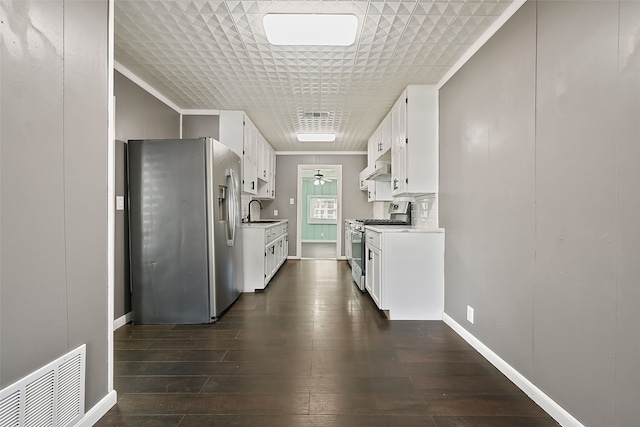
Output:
[[307, 195, 338, 224]]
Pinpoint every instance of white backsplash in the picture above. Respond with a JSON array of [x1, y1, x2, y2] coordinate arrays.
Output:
[[241, 195, 262, 221], [372, 201, 391, 219], [411, 194, 438, 228]]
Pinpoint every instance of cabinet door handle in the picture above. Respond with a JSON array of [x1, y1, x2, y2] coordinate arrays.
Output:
[[393, 178, 398, 190], [368, 249, 372, 261]]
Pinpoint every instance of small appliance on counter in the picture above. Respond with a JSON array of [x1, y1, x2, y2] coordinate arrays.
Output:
[[350, 202, 411, 290]]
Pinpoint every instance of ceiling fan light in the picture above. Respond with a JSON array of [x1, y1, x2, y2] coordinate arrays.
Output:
[[263, 14, 357, 46], [297, 133, 336, 142]]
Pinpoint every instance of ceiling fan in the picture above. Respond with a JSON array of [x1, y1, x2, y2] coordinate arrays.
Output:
[[313, 169, 333, 186]]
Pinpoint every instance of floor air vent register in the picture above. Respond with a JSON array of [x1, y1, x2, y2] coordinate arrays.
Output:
[[0, 345, 85, 427]]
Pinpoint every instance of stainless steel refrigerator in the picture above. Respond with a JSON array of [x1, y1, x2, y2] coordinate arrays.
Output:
[[127, 137, 243, 324]]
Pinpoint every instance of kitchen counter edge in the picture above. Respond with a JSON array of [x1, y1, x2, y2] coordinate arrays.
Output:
[[241, 219, 289, 228], [364, 225, 444, 233]]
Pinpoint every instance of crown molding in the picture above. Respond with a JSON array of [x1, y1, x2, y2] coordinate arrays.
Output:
[[276, 151, 366, 156]]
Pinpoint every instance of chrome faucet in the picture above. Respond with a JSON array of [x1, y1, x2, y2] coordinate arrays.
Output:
[[247, 199, 262, 222]]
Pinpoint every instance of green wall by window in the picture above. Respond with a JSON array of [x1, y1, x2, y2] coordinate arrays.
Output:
[[301, 178, 337, 241]]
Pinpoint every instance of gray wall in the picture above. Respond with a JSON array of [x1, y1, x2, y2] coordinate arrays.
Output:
[[182, 115, 220, 139], [113, 73, 181, 320], [114, 70, 180, 141], [439, 1, 640, 426], [114, 141, 131, 319], [1, 0, 109, 409], [263, 154, 371, 256]]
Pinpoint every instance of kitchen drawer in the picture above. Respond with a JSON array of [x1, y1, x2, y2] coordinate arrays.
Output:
[[265, 227, 275, 243], [365, 230, 381, 249]]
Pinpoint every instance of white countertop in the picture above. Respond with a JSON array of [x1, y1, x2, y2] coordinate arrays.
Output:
[[241, 219, 288, 228], [365, 225, 444, 233]]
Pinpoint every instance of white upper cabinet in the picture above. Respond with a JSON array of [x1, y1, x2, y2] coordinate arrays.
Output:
[[364, 85, 437, 198], [391, 85, 438, 196], [257, 142, 276, 199], [219, 111, 276, 197], [367, 181, 392, 202], [377, 113, 392, 161], [391, 93, 407, 194], [267, 148, 276, 199], [359, 167, 369, 191], [257, 134, 270, 182], [362, 111, 392, 202], [367, 131, 378, 167], [367, 114, 392, 167], [243, 117, 258, 194]]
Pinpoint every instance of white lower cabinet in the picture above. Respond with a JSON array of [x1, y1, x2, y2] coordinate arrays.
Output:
[[365, 241, 381, 307], [242, 221, 288, 292], [364, 227, 444, 320]]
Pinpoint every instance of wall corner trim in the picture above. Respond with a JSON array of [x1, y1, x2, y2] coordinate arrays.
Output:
[[113, 312, 133, 330], [73, 390, 117, 427], [442, 313, 584, 427]]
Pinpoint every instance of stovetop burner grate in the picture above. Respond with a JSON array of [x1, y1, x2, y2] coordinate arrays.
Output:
[[355, 219, 410, 226]]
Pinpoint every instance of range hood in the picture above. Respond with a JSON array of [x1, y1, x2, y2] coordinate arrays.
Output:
[[365, 162, 391, 181]]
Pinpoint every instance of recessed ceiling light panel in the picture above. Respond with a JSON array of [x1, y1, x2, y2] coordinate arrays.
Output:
[[297, 133, 336, 142], [263, 14, 358, 46]]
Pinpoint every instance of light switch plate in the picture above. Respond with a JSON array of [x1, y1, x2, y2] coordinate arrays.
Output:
[[289, 198, 295, 205], [274, 210, 278, 216], [116, 196, 125, 211]]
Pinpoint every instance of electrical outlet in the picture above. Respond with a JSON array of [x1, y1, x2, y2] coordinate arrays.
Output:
[[467, 305, 474, 324], [274, 210, 278, 216], [321, 233, 324, 237]]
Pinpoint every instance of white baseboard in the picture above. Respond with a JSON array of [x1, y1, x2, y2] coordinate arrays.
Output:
[[74, 390, 117, 427], [113, 312, 132, 330], [442, 313, 584, 427], [287, 256, 301, 260]]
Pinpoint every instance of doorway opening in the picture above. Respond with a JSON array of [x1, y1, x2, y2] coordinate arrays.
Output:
[[296, 165, 342, 259]]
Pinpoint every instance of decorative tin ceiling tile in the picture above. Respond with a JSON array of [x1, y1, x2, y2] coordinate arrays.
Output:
[[115, 0, 515, 151]]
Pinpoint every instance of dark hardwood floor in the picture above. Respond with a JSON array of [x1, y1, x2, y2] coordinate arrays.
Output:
[[96, 260, 559, 427]]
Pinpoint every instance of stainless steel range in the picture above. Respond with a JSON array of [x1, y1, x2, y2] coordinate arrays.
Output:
[[350, 202, 411, 290]]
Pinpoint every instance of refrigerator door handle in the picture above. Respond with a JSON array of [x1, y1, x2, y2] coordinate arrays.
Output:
[[225, 168, 239, 246]]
